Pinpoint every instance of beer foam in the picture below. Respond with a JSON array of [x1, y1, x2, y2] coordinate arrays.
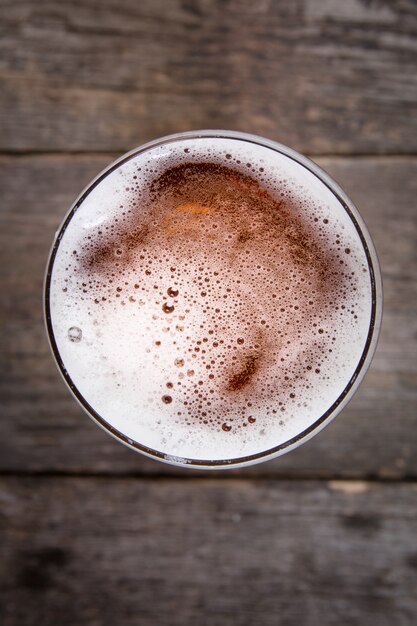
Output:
[[48, 136, 373, 462]]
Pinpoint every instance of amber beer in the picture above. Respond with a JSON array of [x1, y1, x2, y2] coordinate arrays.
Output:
[[44, 131, 382, 468]]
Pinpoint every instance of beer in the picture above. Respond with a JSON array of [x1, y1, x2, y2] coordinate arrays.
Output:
[[45, 132, 381, 467]]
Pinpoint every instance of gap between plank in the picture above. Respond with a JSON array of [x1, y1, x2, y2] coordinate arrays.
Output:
[[0, 470, 415, 484]]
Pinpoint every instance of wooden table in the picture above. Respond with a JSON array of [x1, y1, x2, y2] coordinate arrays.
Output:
[[1, 2, 416, 624]]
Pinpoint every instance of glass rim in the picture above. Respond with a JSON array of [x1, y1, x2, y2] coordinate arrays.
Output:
[[44, 129, 383, 470]]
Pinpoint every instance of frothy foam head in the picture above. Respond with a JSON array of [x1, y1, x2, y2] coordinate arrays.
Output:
[[47, 135, 375, 464]]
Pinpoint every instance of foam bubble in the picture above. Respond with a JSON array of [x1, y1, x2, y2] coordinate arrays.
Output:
[[49, 137, 373, 461]]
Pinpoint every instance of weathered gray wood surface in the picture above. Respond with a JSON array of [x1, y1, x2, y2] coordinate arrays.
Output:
[[1, 0, 417, 154], [1, 478, 416, 626], [1, 1, 417, 624], [1, 155, 416, 477]]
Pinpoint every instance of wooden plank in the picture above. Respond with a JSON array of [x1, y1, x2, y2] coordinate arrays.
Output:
[[0, 154, 416, 476], [1, 477, 416, 625], [1, 0, 417, 154]]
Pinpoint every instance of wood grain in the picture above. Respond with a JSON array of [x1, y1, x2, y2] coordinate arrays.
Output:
[[1, 2, 416, 622], [1, 154, 416, 477], [1, 477, 416, 626], [1, 0, 417, 154]]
